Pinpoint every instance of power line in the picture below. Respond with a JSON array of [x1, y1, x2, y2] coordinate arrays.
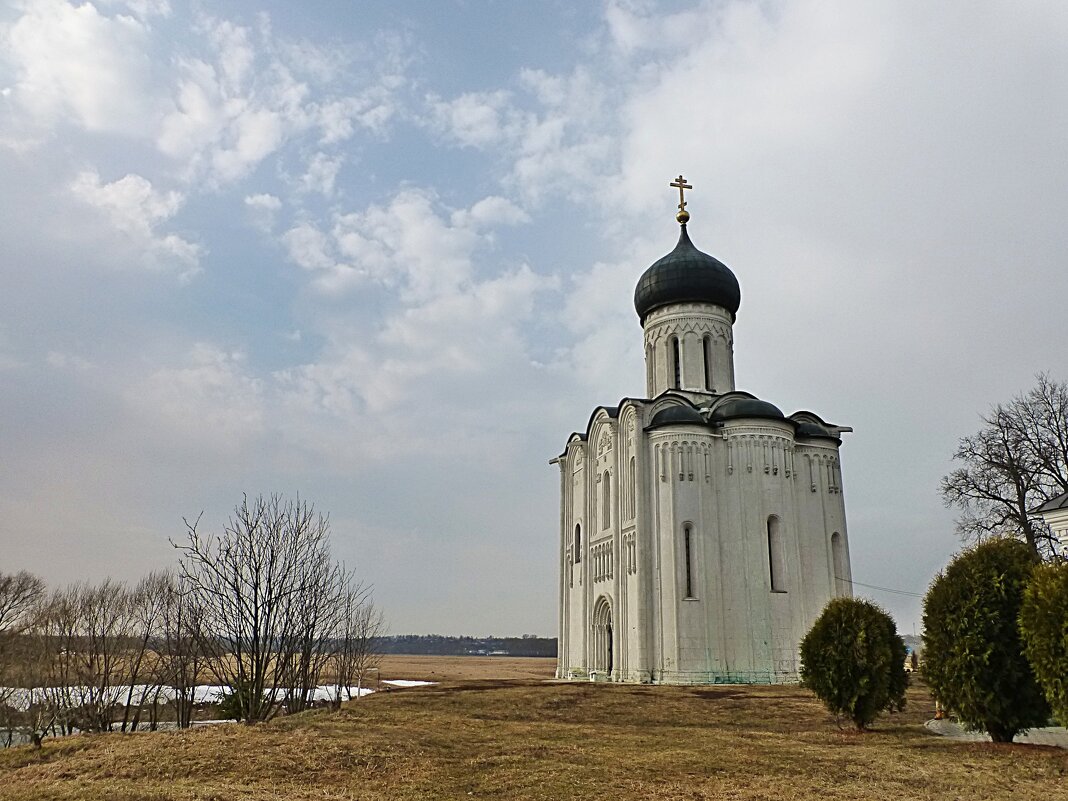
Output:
[[836, 576, 924, 598]]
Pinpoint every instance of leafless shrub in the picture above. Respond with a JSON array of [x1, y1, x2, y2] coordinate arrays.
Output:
[[175, 493, 377, 723]]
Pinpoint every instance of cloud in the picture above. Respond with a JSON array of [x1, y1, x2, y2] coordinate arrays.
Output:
[[153, 14, 409, 185], [245, 192, 282, 231], [426, 68, 617, 206], [69, 170, 201, 271], [428, 90, 518, 148], [450, 196, 530, 228], [296, 152, 343, 196], [126, 343, 265, 450], [269, 188, 557, 462], [282, 222, 338, 272], [604, 0, 718, 54], [289, 190, 497, 301], [5, 0, 159, 134], [324, 190, 484, 303], [275, 263, 558, 460], [97, 0, 171, 21]]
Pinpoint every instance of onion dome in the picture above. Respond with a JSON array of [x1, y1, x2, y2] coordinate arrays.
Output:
[[648, 404, 706, 428], [709, 397, 785, 422], [634, 224, 741, 324]]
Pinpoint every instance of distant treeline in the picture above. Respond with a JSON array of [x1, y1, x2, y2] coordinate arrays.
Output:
[[380, 635, 557, 658]]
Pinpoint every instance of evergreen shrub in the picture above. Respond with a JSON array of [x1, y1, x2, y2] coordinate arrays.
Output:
[[799, 597, 907, 730], [922, 538, 1050, 742], [1019, 561, 1068, 725]]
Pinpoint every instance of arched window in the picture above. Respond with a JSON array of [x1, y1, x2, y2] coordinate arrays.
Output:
[[601, 470, 611, 528], [628, 455, 636, 519], [768, 515, 786, 592], [703, 334, 713, 391], [831, 532, 847, 597], [670, 336, 681, 388], [574, 524, 581, 563], [683, 524, 695, 598]]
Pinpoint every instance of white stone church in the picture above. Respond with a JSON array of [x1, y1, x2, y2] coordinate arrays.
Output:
[[552, 178, 854, 684]]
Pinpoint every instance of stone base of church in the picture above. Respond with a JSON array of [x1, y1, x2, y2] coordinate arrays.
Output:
[[558, 667, 800, 685], [647, 669, 799, 685]]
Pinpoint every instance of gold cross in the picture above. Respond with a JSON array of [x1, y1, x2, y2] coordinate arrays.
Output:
[[670, 174, 692, 213]]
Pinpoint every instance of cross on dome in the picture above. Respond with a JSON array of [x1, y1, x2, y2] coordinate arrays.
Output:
[[670, 174, 692, 224]]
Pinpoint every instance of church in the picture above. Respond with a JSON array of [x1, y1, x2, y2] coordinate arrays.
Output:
[[552, 177, 854, 684]]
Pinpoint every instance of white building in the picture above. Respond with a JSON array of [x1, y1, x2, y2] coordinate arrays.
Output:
[[552, 182, 854, 684], [1034, 491, 1068, 550]]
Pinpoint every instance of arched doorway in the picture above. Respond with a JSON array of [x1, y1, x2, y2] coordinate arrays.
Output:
[[592, 596, 613, 676]]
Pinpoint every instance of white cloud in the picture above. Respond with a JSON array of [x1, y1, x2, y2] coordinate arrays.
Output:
[[97, 0, 171, 21], [426, 67, 618, 206], [604, 0, 717, 54], [204, 17, 254, 93], [69, 170, 201, 270], [245, 193, 281, 211], [297, 152, 343, 196], [275, 264, 558, 459], [330, 190, 483, 301], [450, 196, 530, 228], [428, 90, 518, 148], [245, 192, 282, 231], [127, 343, 264, 449], [6, 0, 159, 134], [210, 106, 285, 183], [153, 14, 408, 185], [282, 222, 338, 272]]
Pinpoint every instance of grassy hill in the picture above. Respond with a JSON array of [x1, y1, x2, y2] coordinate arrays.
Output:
[[0, 677, 1064, 800]]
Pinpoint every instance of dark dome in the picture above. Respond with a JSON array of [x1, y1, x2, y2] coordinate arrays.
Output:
[[634, 225, 741, 323], [648, 404, 706, 428], [710, 397, 785, 422]]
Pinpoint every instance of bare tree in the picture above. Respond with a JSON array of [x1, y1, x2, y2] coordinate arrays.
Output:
[[0, 571, 45, 642], [0, 575, 47, 748], [0, 571, 46, 729], [157, 574, 206, 729], [118, 572, 171, 732], [331, 584, 384, 708], [3, 610, 58, 749], [279, 559, 348, 714], [942, 373, 1068, 559], [174, 493, 344, 723], [40, 581, 137, 733]]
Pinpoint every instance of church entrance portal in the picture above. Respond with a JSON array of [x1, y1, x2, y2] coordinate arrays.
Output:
[[592, 596, 613, 677]]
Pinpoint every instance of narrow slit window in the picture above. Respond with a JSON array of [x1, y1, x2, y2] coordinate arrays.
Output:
[[703, 335, 712, 390], [768, 515, 786, 592], [629, 455, 636, 519], [602, 470, 611, 528], [671, 336, 681, 388], [684, 524, 694, 598], [574, 524, 581, 563], [831, 532, 846, 596]]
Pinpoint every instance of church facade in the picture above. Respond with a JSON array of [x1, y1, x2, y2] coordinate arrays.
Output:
[[552, 179, 853, 684]]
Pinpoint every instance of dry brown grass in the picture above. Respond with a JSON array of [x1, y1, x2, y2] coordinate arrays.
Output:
[[0, 677, 1064, 800], [376, 655, 556, 683]]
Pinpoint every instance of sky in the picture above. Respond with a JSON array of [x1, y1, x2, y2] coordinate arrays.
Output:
[[1, 0, 1066, 637]]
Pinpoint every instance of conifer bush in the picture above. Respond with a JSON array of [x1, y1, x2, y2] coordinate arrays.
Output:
[[1019, 561, 1068, 725], [922, 538, 1050, 742], [799, 597, 907, 730]]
